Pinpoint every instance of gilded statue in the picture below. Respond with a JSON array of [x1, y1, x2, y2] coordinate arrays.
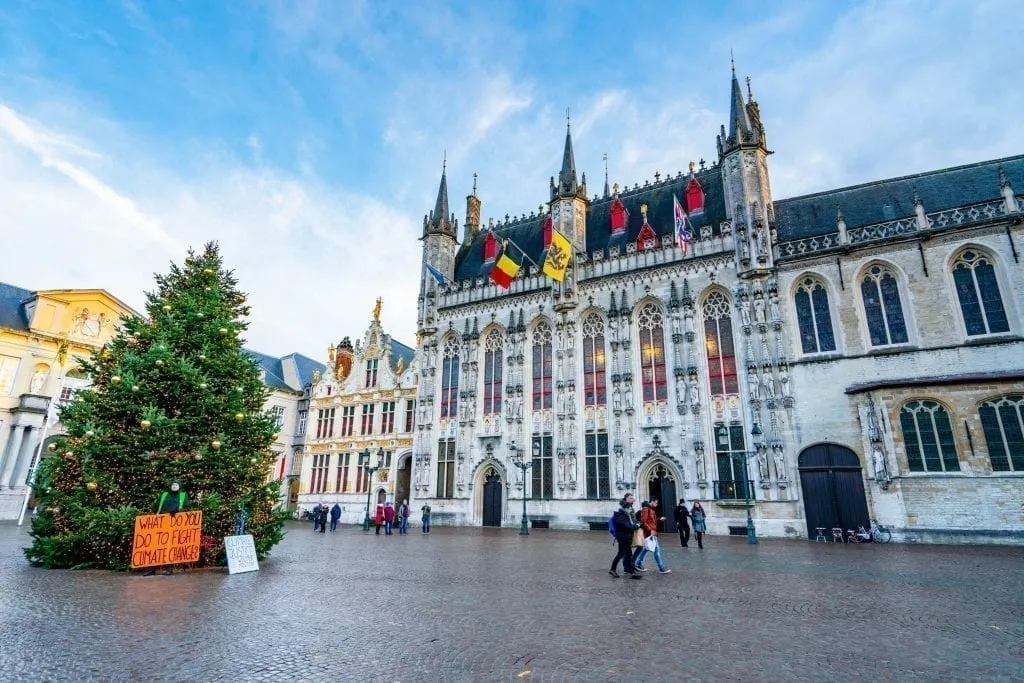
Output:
[[372, 297, 383, 322]]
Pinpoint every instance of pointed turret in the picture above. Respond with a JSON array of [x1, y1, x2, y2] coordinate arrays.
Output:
[[423, 157, 457, 238], [729, 69, 753, 142], [551, 118, 587, 201], [717, 59, 769, 159]]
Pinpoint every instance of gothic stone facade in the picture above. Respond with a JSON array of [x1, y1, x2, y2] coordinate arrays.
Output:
[[409, 70, 1024, 543], [298, 309, 417, 524]]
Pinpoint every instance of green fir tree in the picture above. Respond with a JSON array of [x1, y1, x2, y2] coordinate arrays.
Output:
[[25, 243, 290, 570]]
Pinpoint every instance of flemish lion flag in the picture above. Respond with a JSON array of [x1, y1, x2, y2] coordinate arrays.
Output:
[[489, 241, 521, 289], [542, 227, 571, 282]]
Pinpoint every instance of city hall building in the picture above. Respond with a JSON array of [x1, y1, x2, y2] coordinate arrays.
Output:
[[407, 67, 1024, 544]]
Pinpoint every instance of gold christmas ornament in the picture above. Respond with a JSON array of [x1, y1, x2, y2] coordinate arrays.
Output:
[[65, 451, 74, 458], [199, 354, 207, 361], [85, 430, 95, 437], [162, 304, 171, 312], [199, 382, 208, 389], [111, 375, 122, 384], [155, 359, 164, 366], [235, 412, 245, 422], [272, 432, 280, 440], [203, 268, 214, 275], [204, 287, 212, 292], [140, 419, 152, 430], [211, 440, 222, 450], [235, 386, 244, 393], [219, 328, 228, 335], [197, 312, 204, 318], [250, 457, 259, 463], [47, 443, 57, 452], [131, 385, 140, 392], [194, 454, 203, 461], [86, 481, 98, 492]]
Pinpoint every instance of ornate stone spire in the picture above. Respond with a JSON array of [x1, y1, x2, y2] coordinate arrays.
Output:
[[424, 155, 455, 237]]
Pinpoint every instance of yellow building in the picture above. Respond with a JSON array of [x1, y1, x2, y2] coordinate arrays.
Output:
[[0, 283, 140, 519], [299, 301, 418, 523]]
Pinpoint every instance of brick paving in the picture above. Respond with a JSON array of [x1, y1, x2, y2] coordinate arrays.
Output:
[[1, 520, 1022, 681]]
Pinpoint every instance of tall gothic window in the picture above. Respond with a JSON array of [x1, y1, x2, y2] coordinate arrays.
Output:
[[794, 276, 837, 354], [436, 439, 456, 498], [978, 394, 1024, 472], [638, 303, 668, 402], [483, 329, 504, 415], [582, 313, 607, 406], [440, 336, 461, 419], [585, 432, 610, 499], [532, 321, 553, 411], [861, 265, 908, 346], [714, 424, 749, 500], [899, 400, 960, 472], [703, 291, 739, 396], [531, 435, 554, 500], [952, 250, 1009, 336]]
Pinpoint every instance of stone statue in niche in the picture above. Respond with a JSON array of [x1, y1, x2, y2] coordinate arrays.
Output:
[[29, 368, 48, 394], [757, 449, 770, 479], [773, 448, 787, 480], [754, 297, 767, 324], [684, 312, 695, 335], [559, 453, 568, 483], [747, 369, 760, 400], [762, 372, 776, 399], [779, 367, 791, 398], [616, 450, 625, 482], [695, 451, 707, 481], [755, 224, 768, 257], [769, 293, 781, 322], [872, 447, 887, 480], [739, 236, 750, 261], [613, 387, 622, 412], [569, 451, 578, 483]]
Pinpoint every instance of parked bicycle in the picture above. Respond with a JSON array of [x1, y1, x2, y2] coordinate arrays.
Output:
[[854, 520, 892, 543]]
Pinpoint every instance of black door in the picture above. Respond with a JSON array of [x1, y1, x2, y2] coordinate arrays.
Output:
[[482, 470, 502, 527], [798, 444, 870, 539], [648, 464, 678, 533]]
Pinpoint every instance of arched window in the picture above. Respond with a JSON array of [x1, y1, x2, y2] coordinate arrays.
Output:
[[482, 329, 503, 415], [899, 400, 960, 472], [978, 394, 1024, 472], [582, 313, 607, 406], [861, 265, 908, 346], [532, 321, 553, 411], [638, 302, 668, 402], [794, 277, 836, 353], [702, 292, 738, 396], [440, 336, 460, 419], [952, 250, 1009, 336]]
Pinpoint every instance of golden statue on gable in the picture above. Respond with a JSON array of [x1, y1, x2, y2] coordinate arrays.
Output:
[[372, 297, 383, 322], [395, 356, 405, 376]]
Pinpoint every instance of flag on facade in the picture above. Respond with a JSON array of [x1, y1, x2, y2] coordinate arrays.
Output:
[[489, 242, 521, 289], [673, 193, 692, 255], [542, 227, 572, 282], [424, 262, 448, 286]]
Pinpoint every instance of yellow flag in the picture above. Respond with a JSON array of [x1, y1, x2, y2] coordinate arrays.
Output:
[[542, 227, 572, 282]]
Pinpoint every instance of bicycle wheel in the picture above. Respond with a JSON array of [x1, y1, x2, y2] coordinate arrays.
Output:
[[873, 527, 892, 543]]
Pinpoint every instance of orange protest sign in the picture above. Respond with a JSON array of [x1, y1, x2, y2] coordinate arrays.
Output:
[[130, 511, 203, 569]]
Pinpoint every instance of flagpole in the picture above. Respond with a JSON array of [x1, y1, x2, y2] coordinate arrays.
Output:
[[503, 237, 540, 269], [18, 399, 56, 526]]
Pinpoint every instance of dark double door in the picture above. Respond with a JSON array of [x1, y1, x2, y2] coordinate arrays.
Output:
[[648, 464, 678, 534], [798, 444, 870, 539], [482, 470, 502, 527]]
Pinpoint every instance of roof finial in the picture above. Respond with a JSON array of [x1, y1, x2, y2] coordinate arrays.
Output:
[[640, 203, 648, 221], [603, 152, 610, 198], [689, 160, 696, 174], [745, 75, 753, 101], [442, 149, 446, 173], [472, 172, 478, 196], [566, 107, 571, 131], [730, 49, 736, 73]]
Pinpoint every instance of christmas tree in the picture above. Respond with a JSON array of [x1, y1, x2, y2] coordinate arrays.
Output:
[[25, 243, 289, 570]]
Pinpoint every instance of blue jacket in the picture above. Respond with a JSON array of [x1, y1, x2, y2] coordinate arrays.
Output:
[[612, 508, 639, 541]]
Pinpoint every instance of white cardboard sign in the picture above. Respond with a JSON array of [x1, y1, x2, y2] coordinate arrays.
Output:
[[224, 534, 259, 575]]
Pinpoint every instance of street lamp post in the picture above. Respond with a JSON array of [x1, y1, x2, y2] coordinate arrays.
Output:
[[359, 448, 385, 532], [717, 423, 762, 545], [509, 440, 533, 536]]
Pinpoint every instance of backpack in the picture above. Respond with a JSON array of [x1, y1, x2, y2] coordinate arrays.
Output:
[[608, 513, 616, 537]]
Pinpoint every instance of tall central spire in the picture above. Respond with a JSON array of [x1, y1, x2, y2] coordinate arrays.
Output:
[[423, 154, 456, 238], [558, 114, 578, 195], [729, 69, 753, 141]]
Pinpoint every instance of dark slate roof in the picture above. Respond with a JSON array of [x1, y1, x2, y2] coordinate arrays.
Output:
[[454, 167, 726, 281], [389, 339, 415, 373], [0, 282, 34, 331], [244, 349, 293, 391], [775, 154, 1024, 242], [284, 352, 326, 388]]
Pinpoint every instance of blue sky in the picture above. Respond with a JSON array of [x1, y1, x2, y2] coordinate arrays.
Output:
[[1, 0, 1021, 359]]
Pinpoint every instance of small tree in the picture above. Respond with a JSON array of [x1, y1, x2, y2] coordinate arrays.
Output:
[[26, 243, 289, 570]]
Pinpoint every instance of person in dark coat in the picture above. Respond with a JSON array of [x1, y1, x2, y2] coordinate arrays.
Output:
[[673, 499, 691, 547], [374, 503, 385, 535], [609, 493, 642, 580], [329, 503, 342, 532], [383, 502, 396, 536], [317, 503, 327, 534], [691, 501, 707, 549]]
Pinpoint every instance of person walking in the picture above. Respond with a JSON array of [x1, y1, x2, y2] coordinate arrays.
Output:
[[383, 501, 396, 536], [329, 503, 342, 532], [374, 502, 385, 535], [673, 498, 691, 548], [398, 499, 410, 535], [691, 501, 707, 549], [634, 498, 671, 574], [421, 503, 432, 533], [317, 503, 327, 534], [609, 493, 642, 579]]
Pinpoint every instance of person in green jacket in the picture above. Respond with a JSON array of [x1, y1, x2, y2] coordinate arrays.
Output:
[[143, 482, 190, 576]]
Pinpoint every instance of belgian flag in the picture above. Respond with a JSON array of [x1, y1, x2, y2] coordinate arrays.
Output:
[[489, 240, 521, 289]]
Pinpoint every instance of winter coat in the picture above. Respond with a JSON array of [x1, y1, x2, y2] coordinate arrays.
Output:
[[691, 508, 707, 533], [374, 505, 385, 524], [399, 504, 409, 518], [640, 506, 659, 537], [330, 504, 342, 521], [612, 508, 639, 542], [383, 505, 396, 523], [673, 504, 690, 527]]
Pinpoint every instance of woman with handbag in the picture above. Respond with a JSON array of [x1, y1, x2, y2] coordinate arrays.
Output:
[[691, 501, 707, 549], [609, 494, 643, 579], [633, 499, 672, 574]]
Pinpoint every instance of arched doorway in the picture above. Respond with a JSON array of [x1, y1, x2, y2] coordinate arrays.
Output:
[[482, 468, 503, 527], [798, 444, 870, 539], [287, 479, 299, 512], [376, 489, 387, 505], [395, 453, 412, 508], [644, 461, 678, 533]]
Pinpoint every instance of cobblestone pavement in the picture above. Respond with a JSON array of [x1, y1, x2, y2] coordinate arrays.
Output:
[[1, 521, 1022, 682]]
